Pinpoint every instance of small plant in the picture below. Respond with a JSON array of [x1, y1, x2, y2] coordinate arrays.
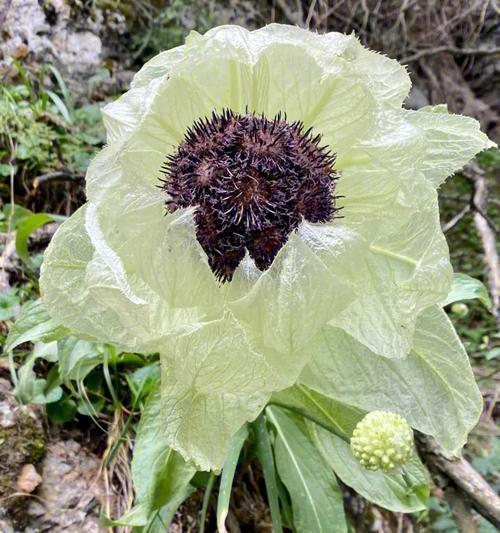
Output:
[[0, 61, 104, 207]]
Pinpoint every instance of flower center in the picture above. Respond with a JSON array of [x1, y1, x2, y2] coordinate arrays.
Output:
[[161, 110, 338, 281]]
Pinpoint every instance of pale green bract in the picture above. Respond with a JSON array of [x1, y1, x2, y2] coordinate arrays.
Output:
[[40, 24, 494, 470]]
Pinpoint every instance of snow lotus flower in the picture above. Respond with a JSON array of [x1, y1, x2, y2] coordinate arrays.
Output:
[[40, 24, 494, 470]]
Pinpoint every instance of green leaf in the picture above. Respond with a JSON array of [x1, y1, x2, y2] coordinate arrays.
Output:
[[309, 423, 429, 513], [46, 90, 72, 123], [5, 299, 70, 353], [266, 406, 347, 533], [271, 384, 364, 440], [47, 396, 77, 423], [107, 486, 195, 530], [142, 486, 196, 532], [30, 378, 63, 404], [485, 347, 500, 361], [47, 65, 74, 117], [12, 58, 33, 96], [0, 288, 20, 321], [15, 212, 64, 266], [442, 273, 491, 309], [0, 163, 15, 177], [14, 347, 62, 404], [126, 362, 160, 403], [32, 341, 59, 362], [253, 414, 283, 533], [300, 306, 482, 455], [217, 424, 249, 533], [77, 396, 105, 416], [113, 384, 196, 527], [0, 203, 32, 232], [57, 337, 105, 382]]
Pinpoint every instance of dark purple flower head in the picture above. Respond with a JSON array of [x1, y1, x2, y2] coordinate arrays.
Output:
[[161, 110, 338, 281]]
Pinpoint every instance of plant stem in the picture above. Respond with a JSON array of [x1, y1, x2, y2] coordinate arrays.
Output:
[[268, 401, 351, 442], [199, 472, 215, 533]]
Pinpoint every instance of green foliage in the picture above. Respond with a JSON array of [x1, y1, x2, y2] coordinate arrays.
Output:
[[267, 407, 347, 533], [4, 299, 69, 353], [109, 385, 196, 530], [130, 0, 217, 62], [443, 273, 491, 309], [216, 425, 249, 531], [0, 288, 20, 321], [3, 298, 157, 425], [0, 61, 104, 203]]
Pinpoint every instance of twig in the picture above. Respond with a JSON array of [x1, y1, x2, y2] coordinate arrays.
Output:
[[465, 162, 500, 320], [417, 433, 500, 528], [443, 204, 471, 232], [401, 45, 500, 63], [472, 204, 499, 235], [440, 193, 470, 202], [305, 0, 318, 29], [32, 171, 84, 185]]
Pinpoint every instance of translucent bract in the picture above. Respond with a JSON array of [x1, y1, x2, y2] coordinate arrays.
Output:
[[40, 24, 494, 470]]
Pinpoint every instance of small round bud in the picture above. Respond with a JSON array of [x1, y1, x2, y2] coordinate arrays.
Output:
[[451, 303, 469, 318], [350, 411, 413, 473]]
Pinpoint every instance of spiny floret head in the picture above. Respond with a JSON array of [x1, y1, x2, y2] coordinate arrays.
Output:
[[161, 109, 338, 281]]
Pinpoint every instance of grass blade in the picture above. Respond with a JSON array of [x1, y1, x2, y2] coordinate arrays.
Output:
[[216, 424, 248, 533], [46, 90, 72, 124], [47, 65, 74, 116], [199, 472, 216, 533], [253, 413, 284, 533]]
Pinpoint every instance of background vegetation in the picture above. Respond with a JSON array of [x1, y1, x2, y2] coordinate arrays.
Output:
[[0, 1, 498, 531]]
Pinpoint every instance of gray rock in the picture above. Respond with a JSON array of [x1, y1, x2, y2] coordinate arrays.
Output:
[[0, 0, 103, 100]]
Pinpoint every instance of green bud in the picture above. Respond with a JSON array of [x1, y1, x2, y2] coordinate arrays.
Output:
[[451, 303, 469, 318], [350, 411, 413, 473]]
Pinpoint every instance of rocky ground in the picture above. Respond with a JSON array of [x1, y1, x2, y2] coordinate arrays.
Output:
[[0, 374, 106, 532]]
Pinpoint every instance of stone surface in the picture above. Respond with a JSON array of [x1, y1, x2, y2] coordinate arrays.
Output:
[[0, 0, 120, 101], [0, 377, 106, 531], [15, 464, 42, 493], [27, 439, 107, 532], [0, 377, 46, 529]]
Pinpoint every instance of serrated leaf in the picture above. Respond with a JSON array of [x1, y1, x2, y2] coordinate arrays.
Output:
[[442, 273, 492, 309], [266, 406, 347, 533]]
